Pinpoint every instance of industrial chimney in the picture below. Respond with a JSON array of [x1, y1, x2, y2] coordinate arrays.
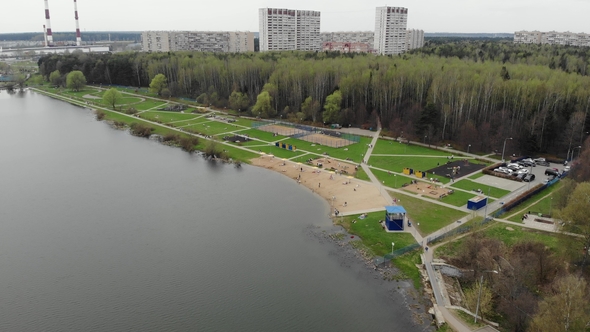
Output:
[[73, 0, 81, 46], [44, 0, 53, 46], [43, 25, 48, 47]]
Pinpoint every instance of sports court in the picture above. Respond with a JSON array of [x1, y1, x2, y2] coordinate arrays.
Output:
[[253, 121, 360, 148]]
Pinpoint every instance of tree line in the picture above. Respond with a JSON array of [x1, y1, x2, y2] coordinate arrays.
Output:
[[38, 45, 590, 157]]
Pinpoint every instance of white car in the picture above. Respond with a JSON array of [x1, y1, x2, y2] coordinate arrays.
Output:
[[564, 166, 571, 172], [507, 163, 522, 170], [516, 169, 529, 174]]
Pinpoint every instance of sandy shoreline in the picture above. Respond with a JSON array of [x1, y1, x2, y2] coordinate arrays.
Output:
[[250, 156, 390, 215]]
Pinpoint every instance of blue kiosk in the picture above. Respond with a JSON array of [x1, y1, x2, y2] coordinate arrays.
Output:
[[385, 206, 407, 231]]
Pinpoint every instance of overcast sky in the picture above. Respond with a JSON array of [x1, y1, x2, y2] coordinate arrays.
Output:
[[3, 0, 589, 34]]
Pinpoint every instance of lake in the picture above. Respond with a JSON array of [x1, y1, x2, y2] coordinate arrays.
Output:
[[0, 89, 429, 331]]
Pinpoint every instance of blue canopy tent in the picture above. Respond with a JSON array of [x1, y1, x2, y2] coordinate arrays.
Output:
[[385, 206, 406, 231]]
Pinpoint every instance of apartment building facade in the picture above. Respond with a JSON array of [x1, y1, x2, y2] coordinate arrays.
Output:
[[514, 30, 590, 47], [141, 31, 254, 53], [258, 8, 321, 51], [405, 29, 424, 50], [374, 6, 408, 55]]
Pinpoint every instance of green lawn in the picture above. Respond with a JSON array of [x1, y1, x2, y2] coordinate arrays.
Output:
[[450, 179, 510, 199], [277, 136, 371, 163], [262, 146, 306, 159], [483, 222, 560, 249], [436, 220, 561, 259], [239, 129, 288, 142], [387, 191, 468, 236], [336, 212, 418, 257], [182, 121, 240, 136], [505, 182, 563, 222], [372, 138, 454, 156], [468, 172, 485, 179], [61, 89, 101, 98], [215, 144, 259, 163], [116, 96, 144, 106], [369, 156, 453, 184], [371, 168, 418, 189], [421, 189, 477, 207], [138, 111, 203, 123], [167, 117, 213, 127], [133, 99, 168, 110], [355, 167, 370, 181]]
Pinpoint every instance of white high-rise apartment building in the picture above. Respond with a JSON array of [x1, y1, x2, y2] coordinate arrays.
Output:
[[141, 31, 254, 53], [514, 30, 590, 47], [374, 6, 408, 55], [405, 29, 424, 50], [259, 8, 321, 51]]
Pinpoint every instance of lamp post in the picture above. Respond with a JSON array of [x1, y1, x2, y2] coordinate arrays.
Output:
[[391, 242, 395, 255], [483, 187, 491, 220], [501, 137, 512, 162], [475, 270, 498, 323], [572, 145, 582, 160], [527, 165, 533, 190], [424, 135, 427, 144], [467, 144, 471, 154], [394, 174, 397, 188]]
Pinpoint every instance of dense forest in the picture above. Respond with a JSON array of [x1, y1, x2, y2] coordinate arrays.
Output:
[[38, 41, 590, 157]]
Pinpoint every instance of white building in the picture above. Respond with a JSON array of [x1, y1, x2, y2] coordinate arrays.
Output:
[[514, 30, 590, 47], [374, 6, 408, 55], [141, 31, 254, 53], [259, 8, 321, 51], [405, 29, 424, 50], [321, 31, 375, 46]]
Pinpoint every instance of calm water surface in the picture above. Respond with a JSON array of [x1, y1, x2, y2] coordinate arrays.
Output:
[[0, 90, 424, 331]]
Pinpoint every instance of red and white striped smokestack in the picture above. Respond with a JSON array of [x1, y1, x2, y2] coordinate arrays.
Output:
[[44, 0, 53, 46], [73, 0, 81, 46]]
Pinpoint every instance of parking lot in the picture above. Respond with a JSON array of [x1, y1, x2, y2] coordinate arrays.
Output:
[[490, 158, 567, 187]]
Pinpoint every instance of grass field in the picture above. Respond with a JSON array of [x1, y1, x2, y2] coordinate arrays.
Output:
[[369, 156, 453, 184], [238, 129, 288, 142], [181, 121, 238, 136], [336, 212, 418, 257], [468, 172, 485, 179], [506, 181, 563, 222], [355, 167, 370, 181], [372, 139, 454, 156], [276, 136, 371, 164], [387, 191, 468, 235], [138, 111, 202, 123], [421, 189, 477, 207], [371, 168, 418, 189], [450, 179, 510, 199], [436, 220, 561, 260], [133, 99, 168, 110], [167, 117, 213, 127]]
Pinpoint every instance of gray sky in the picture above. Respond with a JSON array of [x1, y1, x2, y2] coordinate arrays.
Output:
[[3, 0, 589, 34]]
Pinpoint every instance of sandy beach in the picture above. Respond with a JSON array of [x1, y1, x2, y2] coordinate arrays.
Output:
[[251, 156, 390, 215]]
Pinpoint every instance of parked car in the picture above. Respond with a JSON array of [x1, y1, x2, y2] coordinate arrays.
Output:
[[523, 173, 536, 182], [534, 157, 546, 162], [564, 166, 571, 172], [545, 168, 559, 176], [536, 160, 550, 166], [507, 163, 522, 170], [516, 169, 529, 174]]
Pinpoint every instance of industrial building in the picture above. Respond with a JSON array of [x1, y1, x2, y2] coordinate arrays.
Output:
[[141, 31, 255, 53], [258, 8, 321, 51], [514, 30, 590, 47], [374, 6, 408, 55]]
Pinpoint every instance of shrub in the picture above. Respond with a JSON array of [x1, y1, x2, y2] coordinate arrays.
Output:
[[162, 133, 180, 142], [179, 136, 199, 152], [125, 107, 138, 115], [95, 109, 105, 120], [129, 123, 154, 137]]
